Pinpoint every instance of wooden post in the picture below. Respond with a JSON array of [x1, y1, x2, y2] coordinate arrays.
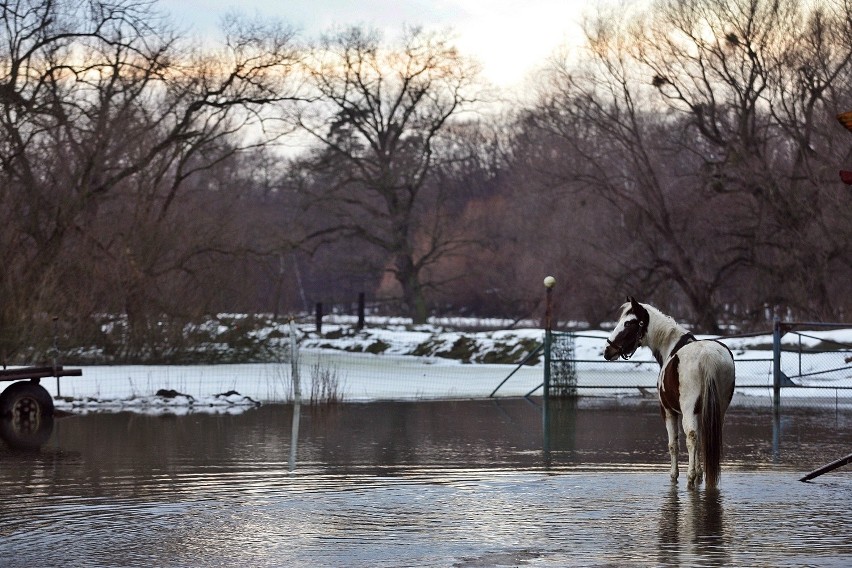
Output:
[[800, 452, 852, 482], [357, 292, 365, 330], [315, 302, 323, 335]]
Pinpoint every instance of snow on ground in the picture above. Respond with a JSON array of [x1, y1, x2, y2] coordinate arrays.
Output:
[[4, 323, 852, 414]]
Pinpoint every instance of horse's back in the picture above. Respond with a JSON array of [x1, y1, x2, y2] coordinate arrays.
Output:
[[678, 340, 735, 408]]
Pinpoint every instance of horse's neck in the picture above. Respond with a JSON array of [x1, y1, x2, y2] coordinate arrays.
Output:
[[645, 310, 690, 366]]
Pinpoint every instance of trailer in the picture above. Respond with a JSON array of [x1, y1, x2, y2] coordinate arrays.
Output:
[[0, 366, 80, 450], [0, 366, 82, 419]]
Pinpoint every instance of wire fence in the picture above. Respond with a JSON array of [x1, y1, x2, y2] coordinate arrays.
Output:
[[5, 318, 850, 411], [769, 321, 852, 411], [533, 322, 852, 412]]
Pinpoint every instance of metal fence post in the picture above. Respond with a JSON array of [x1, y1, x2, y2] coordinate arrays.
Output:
[[772, 315, 781, 413], [288, 319, 301, 472], [52, 316, 61, 398], [289, 319, 301, 404], [542, 276, 555, 454], [543, 276, 555, 403]]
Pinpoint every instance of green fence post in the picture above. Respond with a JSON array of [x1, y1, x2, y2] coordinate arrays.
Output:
[[543, 276, 555, 454], [543, 276, 555, 403]]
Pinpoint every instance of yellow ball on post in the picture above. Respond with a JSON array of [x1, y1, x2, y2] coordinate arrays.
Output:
[[543, 275, 556, 289]]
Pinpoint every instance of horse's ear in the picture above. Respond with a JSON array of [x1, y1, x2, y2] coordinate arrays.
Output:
[[631, 298, 650, 328], [628, 296, 638, 306]]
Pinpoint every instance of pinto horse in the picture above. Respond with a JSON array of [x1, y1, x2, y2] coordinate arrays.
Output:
[[604, 297, 735, 488]]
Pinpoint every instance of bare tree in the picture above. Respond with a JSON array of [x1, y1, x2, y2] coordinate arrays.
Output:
[[0, 0, 303, 360], [294, 26, 481, 323], [510, 0, 852, 331], [634, 0, 852, 321]]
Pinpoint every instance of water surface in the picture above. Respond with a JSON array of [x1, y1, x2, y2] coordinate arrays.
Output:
[[1, 400, 850, 566]]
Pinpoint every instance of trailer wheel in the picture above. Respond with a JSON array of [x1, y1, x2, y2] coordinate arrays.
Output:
[[0, 381, 55, 420]]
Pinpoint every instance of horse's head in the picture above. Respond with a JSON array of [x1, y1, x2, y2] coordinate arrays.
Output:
[[604, 296, 650, 361]]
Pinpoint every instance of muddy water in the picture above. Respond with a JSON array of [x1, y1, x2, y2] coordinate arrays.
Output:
[[1, 400, 850, 567]]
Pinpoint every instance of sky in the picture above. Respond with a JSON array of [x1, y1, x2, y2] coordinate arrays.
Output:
[[157, 0, 596, 91]]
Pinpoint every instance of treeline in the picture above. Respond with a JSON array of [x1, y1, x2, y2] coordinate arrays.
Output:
[[1, 0, 851, 363]]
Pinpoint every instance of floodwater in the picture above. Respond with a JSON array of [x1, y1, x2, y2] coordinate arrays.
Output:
[[1, 399, 850, 567]]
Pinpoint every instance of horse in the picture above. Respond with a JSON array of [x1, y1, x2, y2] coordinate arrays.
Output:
[[603, 297, 735, 489]]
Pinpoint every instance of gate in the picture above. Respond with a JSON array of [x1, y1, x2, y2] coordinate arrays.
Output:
[[771, 317, 852, 411]]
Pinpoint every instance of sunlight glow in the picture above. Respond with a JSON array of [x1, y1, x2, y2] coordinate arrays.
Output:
[[157, 0, 595, 90]]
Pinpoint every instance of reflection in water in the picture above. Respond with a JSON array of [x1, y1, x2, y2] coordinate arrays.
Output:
[[658, 485, 730, 566], [691, 489, 727, 564], [773, 410, 781, 462], [289, 400, 300, 472], [0, 401, 850, 567], [0, 414, 54, 451], [658, 483, 681, 563], [543, 397, 578, 467]]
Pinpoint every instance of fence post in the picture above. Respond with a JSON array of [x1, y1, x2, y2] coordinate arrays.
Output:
[[315, 302, 323, 335], [772, 314, 781, 413], [357, 292, 365, 330], [289, 319, 301, 404], [52, 316, 61, 398], [543, 276, 555, 453], [543, 276, 556, 402], [288, 319, 301, 472]]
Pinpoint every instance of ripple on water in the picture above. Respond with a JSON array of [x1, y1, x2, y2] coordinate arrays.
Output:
[[1, 402, 851, 567]]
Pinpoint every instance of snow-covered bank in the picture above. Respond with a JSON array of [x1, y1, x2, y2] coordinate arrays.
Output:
[[5, 325, 852, 414], [43, 350, 544, 412]]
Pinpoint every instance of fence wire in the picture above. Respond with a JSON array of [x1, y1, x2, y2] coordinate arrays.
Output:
[[545, 326, 852, 411], [5, 321, 850, 410]]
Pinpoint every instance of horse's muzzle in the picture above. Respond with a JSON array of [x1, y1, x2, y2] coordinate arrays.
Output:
[[603, 343, 621, 361]]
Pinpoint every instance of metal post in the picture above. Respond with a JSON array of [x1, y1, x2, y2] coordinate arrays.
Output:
[[543, 276, 555, 402], [52, 317, 61, 398], [772, 315, 781, 414], [798, 334, 802, 378], [288, 320, 301, 472], [289, 319, 301, 404], [542, 276, 556, 455]]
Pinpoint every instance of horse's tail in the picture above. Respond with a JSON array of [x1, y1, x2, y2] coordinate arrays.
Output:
[[701, 371, 724, 489]]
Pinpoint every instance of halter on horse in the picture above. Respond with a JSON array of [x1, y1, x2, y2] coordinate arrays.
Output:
[[604, 297, 735, 489]]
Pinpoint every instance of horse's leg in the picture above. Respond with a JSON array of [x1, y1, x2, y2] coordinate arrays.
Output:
[[664, 410, 679, 482], [695, 427, 704, 482], [682, 411, 701, 489]]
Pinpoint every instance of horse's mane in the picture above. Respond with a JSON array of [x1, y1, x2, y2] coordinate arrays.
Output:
[[641, 302, 689, 354]]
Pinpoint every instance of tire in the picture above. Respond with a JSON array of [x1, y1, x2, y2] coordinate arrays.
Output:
[[0, 380, 55, 419]]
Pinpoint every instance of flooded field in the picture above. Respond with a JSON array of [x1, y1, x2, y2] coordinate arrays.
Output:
[[1, 399, 850, 567]]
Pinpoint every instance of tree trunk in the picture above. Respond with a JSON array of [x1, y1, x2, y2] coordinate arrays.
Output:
[[689, 295, 721, 335], [395, 254, 428, 324]]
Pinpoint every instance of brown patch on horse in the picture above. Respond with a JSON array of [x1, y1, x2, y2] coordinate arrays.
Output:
[[659, 354, 681, 414]]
